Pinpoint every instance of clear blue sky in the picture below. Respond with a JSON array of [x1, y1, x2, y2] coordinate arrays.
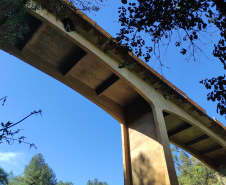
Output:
[[0, 0, 225, 184]]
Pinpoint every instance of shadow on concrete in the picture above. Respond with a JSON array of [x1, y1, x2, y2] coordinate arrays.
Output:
[[125, 97, 159, 143], [131, 152, 156, 185]]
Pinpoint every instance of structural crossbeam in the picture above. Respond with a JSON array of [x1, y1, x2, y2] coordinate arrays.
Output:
[[61, 47, 87, 76], [185, 135, 209, 147], [95, 74, 119, 95], [16, 13, 42, 51], [200, 145, 223, 155], [168, 124, 192, 137]]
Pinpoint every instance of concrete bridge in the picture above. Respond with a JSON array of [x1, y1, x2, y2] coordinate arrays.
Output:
[[1, 1, 226, 184]]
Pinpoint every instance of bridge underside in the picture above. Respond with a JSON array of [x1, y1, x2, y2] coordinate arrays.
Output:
[[165, 113, 226, 169], [1, 5, 226, 185]]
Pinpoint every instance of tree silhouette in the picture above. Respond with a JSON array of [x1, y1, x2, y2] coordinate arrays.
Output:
[[0, 96, 41, 148], [117, 0, 226, 117]]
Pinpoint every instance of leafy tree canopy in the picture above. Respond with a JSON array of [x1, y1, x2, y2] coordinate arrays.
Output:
[[23, 153, 57, 185], [171, 144, 226, 184], [118, 0, 225, 64], [117, 0, 226, 117], [87, 178, 108, 185], [8, 173, 24, 185], [0, 0, 106, 45], [56, 180, 74, 185], [6, 153, 74, 185], [0, 166, 8, 185]]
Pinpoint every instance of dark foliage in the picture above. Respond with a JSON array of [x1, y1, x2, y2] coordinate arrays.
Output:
[[0, 0, 106, 45], [121, 0, 127, 4], [117, 0, 212, 63], [0, 167, 8, 185], [171, 144, 226, 184], [0, 0, 37, 44], [117, 0, 226, 116], [0, 97, 42, 149], [200, 76, 226, 116], [87, 178, 108, 185]]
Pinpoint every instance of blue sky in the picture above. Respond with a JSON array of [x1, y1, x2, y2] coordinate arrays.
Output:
[[0, 0, 226, 184]]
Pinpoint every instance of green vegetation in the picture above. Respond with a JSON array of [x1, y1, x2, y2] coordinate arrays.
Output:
[[8, 173, 23, 185], [23, 153, 57, 185], [171, 144, 226, 185], [0, 0, 106, 45], [57, 181, 74, 185], [0, 153, 109, 185], [1, 149, 226, 184], [0, 166, 8, 185], [2, 153, 74, 185], [87, 178, 108, 185], [0, 0, 39, 45]]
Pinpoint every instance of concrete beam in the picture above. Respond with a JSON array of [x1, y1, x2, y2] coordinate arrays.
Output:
[[60, 47, 87, 76], [95, 74, 119, 95], [214, 155, 226, 169], [185, 135, 209, 147], [201, 145, 223, 155], [17, 13, 43, 51], [168, 124, 192, 137], [170, 136, 216, 170], [152, 105, 179, 185], [120, 99, 178, 185]]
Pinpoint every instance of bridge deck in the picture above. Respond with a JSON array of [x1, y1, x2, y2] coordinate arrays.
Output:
[[1, 0, 226, 174]]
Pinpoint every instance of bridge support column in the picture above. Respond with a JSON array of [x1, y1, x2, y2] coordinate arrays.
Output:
[[120, 98, 178, 185]]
